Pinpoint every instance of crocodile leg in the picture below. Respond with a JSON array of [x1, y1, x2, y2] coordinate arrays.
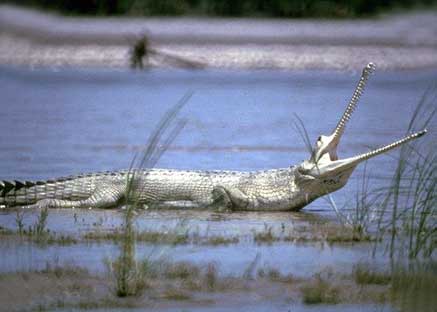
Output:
[[23, 183, 125, 209], [211, 186, 250, 211]]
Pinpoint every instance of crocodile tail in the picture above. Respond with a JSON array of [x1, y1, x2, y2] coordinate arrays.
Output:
[[0, 172, 123, 207], [0, 180, 50, 207], [0, 177, 94, 207]]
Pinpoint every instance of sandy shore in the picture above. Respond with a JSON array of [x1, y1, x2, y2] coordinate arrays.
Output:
[[1, 5, 437, 70]]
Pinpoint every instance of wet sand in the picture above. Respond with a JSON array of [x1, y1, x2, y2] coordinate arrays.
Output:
[[1, 5, 437, 70]]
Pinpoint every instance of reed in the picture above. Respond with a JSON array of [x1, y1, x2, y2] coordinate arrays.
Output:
[[111, 93, 190, 297], [372, 85, 436, 260]]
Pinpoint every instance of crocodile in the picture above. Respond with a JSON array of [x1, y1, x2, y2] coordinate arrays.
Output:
[[0, 63, 427, 211]]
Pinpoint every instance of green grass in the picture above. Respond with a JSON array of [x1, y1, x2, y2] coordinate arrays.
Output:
[[162, 288, 192, 300], [109, 93, 190, 298], [253, 224, 278, 244], [257, 267, 292, 282], [39, 262, 89, 278], [390, 261, 437, 312], [204, 263, 218, 291], [301, 275, 340, 304], [371, 85, 437, 260], [163, 261, 201, 280], [0, 226, 14, 235], [85, 229, 189, 245], [324, 226, 374, 244], [353, 264, 391, 285], [204, 235, 239, 245], [1, 210, 77, 245], [85, 229, 240, 246], [45, 234, 78, 245]]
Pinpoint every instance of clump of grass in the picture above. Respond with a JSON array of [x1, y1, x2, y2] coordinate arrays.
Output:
[[0, 225, 14, 235], [110, 255, 148, 297], [15, 209, 25, 235], [204, 263, 218, 291], [324, 225, 374, 244], [110, 93, 190, 298], [147, 230, 188, 245], [253, 224, 277, 244], [85, 229, 189, 245], [283, 221, 375, 245], [204, 235, 239, 245], [257, 267, 290, 282], [43, 297, 138, 311], [3, 208, 77, 245], [35, 208, 49, 236], [162, 287, 192, 300], [301, 275, 340, 305], [164, 261, 200, 280], [371, 85, 436, 260], [86, 229, 239, 246], [46, 234, 78, 245], [39, 262, 89, 279], [353, 264, 391, 285], [390, 261, 437, 312]]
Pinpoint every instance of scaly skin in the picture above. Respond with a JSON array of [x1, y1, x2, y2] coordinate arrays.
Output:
[[0, 168, 317, 211], [0, 63, 427, 211]]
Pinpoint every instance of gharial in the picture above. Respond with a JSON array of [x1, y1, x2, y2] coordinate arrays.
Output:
[[0, 63, 427, 211]]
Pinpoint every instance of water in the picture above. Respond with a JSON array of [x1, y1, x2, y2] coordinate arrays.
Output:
[[1, 66, 436, 212], [1, 65, 433, 311]]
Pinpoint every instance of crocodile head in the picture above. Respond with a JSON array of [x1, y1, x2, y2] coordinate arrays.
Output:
[[297, 63, 427, 194]]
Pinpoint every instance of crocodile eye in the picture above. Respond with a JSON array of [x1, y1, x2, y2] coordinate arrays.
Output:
[[318, 136, 322, 142]]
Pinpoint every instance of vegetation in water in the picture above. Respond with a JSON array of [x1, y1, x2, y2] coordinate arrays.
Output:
[[0, 208, 78, 245], [371, 85, 437, 260], [353, 263, 391, 285], [300, 274, 340, 304], [390, 261, 437, 312]]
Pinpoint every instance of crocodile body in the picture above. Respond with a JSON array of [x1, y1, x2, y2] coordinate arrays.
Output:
[[0, 63, 427, 211], [0, 167, 319, 211]]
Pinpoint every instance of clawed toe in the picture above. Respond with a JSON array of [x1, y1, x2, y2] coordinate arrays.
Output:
[[212, 186, 233, 212]]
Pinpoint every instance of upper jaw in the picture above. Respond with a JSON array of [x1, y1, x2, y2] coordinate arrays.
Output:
[[313, 62, 376, 164]]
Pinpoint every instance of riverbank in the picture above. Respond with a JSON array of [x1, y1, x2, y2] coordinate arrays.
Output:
[[1, 5, 437, 70]]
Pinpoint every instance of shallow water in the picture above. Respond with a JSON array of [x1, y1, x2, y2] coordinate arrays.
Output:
[[0, 237, 385, 278], [1, 66, 436, 212], [0, 66, 433, 311], [0, 209, 388, 277]]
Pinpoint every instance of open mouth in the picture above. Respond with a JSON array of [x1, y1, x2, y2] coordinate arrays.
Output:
[[318, 62, 427, 168]]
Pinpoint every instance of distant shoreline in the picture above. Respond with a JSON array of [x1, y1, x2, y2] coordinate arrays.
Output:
[[1, 5, 437, 70]]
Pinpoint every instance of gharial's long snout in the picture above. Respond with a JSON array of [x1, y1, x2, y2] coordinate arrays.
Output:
[[317, 129, 427, 176], [311, 62, 427, 176]]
